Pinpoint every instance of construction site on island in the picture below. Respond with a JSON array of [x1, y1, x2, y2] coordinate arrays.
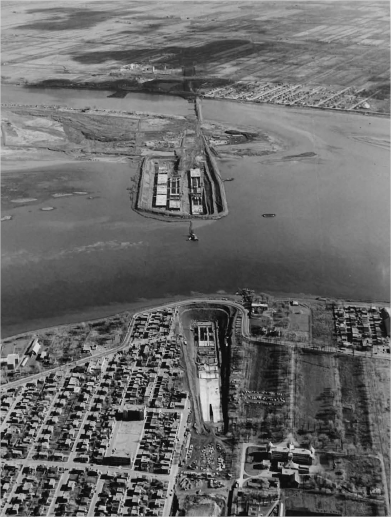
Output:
[[133, 100, 228, 221]]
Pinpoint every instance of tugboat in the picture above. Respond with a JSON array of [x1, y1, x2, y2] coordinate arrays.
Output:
[[187, 221, 199, 241], [223, 178, 234, 182]]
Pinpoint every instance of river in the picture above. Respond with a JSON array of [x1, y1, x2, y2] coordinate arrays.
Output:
[[1, 86, 390, 337], [1, 84, 192, 116]]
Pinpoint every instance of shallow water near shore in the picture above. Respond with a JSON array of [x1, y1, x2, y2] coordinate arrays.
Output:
[[1, 87, 390, 337], [1, 83, 192, 117]]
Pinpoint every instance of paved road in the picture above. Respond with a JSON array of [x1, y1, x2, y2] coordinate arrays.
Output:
[[5, 296, 387, 394], [2, 297, 389, 516], [0, 315, 137, 392], [1, 298, 248, 393]]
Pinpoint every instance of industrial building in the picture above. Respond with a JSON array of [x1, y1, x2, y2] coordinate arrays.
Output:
[[152, 160, 183, 211], [119, 405, 146, 421], [0, 353, 20, 370], [155, 167, 168, 208], [26, 338, 41, 356], [196, 322, 217, 347], [267, 442, 315, 466], [189, 168, 204, 215], [251, 302, 269, 315]]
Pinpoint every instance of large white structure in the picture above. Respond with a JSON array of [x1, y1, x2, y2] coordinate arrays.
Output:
[[196, 322, 222, 423]]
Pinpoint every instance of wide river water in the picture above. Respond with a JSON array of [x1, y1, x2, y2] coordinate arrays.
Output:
[[1, 85, 390, 336]]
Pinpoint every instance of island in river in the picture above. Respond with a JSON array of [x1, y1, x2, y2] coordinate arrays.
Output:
[[1, 86, 389, 338]]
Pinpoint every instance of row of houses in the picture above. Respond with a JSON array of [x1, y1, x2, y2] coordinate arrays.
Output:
[[128, 337, 180, 370], [0, 464, 20, 512], [52, 467, 101, 516], [131, 308, 174, 340], [334, 305, 389, 348], [1, 306, 179, 461], [95, 474, 168, 517], [1, 305, 190, 515], [2, 465, 63, 516], [134, 410, 182, 475], [1, 376, 64, 457]]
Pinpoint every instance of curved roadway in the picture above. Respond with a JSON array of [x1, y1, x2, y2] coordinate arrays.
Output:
[[0, 298, 249, 393]]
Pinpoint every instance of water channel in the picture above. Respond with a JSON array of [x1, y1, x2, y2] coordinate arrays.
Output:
[[1, 85, 390, 336]]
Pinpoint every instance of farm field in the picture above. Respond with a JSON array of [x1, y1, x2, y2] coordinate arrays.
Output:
[[1, 1, 389, 112]]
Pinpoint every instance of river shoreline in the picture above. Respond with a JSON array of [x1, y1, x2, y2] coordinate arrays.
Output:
[[2, 80, 389, 118], [2, 291, 389, 341], [2, 87, 389, 336]]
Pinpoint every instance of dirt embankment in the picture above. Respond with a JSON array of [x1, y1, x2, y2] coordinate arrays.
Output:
[[1, 106, 189, 164], [203, 138, 228, 217]]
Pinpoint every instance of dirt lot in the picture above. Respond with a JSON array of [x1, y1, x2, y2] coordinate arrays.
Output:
[[295, 351, 342, 445], [236, 342, 292, 442], [2, 2, 389, 111], [1, 106, 189, 165]]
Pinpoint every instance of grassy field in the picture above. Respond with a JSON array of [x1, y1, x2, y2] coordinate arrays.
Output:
[[364, 358, 390, 493], [295, 350, 341, 444], [2, 1, 389, 111], [284, 488, 387, 516], [239, 342, 292, 442], [0, 313, 130, 384]]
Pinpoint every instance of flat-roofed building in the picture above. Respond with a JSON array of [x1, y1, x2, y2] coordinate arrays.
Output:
[[189, 168, 202, 193], [158, 163, 169, 173], [157, 173, 168, 185], [7, 353, 19, 370], [156, 185, 167, 195], [251, 302, 269, 315], [268, 443, 315, 466], [191, 195, 203, 215], [169, 199, 181, 210], [197, 322, 216, 347], [155, 194, 167, 207], [20, 356, 29, 368], [169, 177, 180, 196], [30, 341, 41, 356]]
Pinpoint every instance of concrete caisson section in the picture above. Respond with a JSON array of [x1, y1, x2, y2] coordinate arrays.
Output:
[[178, 303, 236, 432]]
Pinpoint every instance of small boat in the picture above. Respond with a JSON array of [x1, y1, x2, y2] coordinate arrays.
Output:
[[187, 221, 199, 241], [262, 214, 276, 218]]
